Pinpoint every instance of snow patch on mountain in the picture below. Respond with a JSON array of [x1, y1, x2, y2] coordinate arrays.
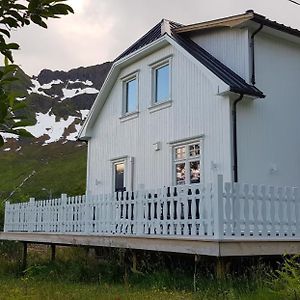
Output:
[[2, 132, 19, 142], [61, 86, 99, 101], [25, 110, 77, 145], [80, 109, 89, 120]]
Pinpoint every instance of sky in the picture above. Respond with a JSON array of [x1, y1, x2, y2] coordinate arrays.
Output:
[[10, 0, 300, 76]]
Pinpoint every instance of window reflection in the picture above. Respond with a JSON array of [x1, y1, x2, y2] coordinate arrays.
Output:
[[155, 64, 169, 102], [176, 163, 185, 185], [125, 78, 137, 113]]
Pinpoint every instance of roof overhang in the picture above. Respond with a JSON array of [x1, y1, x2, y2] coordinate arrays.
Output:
[[174, 12, 254, 34], [175, 11, 300, 44]]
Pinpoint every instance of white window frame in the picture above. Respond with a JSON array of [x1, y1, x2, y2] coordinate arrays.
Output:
[[111, 157, 127, 193], [120, 71, 139, 119], [170, 137, 204, 186], [150, 56, 172, 107], [111, 156, 134, 192]]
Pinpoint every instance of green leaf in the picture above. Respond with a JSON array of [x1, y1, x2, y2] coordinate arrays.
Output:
[[49, 3, 74, 14], [0, 17, 19, 28], [11, 3, 27, 10], [0, 29, 10, 38], [30, 15, 48, 28], [0, 134, 4, 147], [0, 101, 8, 123], [0, 77, 19, 85], [11, 128, 34, 138], [12, 120, 35, 128], [4, 56, 9, 67], [5, 43, 20, 50], [28, 0, 40, 11], [11, 101, 26, 111]]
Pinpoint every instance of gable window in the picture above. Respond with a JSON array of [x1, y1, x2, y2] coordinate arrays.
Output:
[[154, 64, 169, 102], [173, 141, 202, 185], [151, 57, 172, 106], [121, 72, 139, 118]]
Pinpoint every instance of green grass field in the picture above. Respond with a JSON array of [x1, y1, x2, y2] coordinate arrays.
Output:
[[0, 244, 290, 300], [0, 142, 87, 202]]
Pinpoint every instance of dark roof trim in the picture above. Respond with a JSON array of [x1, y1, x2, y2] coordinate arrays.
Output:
[[172, 33, 264, 98], [251, 13, 300, 39], [175, 10, 300, 40]]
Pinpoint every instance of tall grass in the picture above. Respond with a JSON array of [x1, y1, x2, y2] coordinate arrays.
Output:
[[0, 244, 288, 299]]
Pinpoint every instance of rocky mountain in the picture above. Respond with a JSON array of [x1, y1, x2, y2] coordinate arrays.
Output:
[[0, 62, 112, 202], [2, 62, 112, 152]]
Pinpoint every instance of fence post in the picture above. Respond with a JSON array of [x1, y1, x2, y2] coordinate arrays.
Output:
[[4, 201, 10, 232], [29, 198, 35, 232], [61, 194, 67, 233], [213, 175, 224, 240]]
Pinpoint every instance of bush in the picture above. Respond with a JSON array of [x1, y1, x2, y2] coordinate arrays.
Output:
[[270, 255, 300, 299]]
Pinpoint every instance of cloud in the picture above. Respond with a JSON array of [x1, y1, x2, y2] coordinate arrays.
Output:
[[8, 0, 300, 75]]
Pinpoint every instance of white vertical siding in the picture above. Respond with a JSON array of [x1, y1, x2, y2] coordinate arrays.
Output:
[[87, 45, 232, 195], [189, 28, 250, 81], [237, 32, 300, 186]]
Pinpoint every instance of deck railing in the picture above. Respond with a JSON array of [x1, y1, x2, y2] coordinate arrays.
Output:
[[4, 175, 300, 239]]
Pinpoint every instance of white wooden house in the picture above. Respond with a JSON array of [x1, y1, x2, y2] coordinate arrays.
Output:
[[3, 11, 300, 258], [79, 10, 300, 195]]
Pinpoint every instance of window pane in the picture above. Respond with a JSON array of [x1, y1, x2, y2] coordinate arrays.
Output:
[[175, 146, 185, 160], [190, 161, 200, 184], [155, 64, 169, 102], [115, 162, 125, 192], [189, 144, 200, 157], [176, 163, 185, 185], [126, 79, 137, 113]]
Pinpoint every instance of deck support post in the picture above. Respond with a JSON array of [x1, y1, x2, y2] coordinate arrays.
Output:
[[215, 257, 225, 280], [193, 255, 199, 292], [22, 242, 28, 271], [51, 244, 56, 262]]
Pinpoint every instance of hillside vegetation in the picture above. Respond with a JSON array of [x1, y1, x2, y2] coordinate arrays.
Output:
[[0, 142, 87, 203]]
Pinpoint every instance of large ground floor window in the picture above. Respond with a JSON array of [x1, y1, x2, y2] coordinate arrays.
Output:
[[173, 141, 201, 185]]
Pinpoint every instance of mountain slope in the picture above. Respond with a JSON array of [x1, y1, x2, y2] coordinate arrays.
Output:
[[0, 62, 112, 203]]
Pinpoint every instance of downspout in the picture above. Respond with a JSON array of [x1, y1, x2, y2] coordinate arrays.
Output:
[[250, 24, 263, 85], [232, 94, 244, 182]]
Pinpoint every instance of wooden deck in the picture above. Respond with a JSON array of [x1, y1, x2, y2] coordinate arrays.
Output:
[[1, 232, 300, 257]]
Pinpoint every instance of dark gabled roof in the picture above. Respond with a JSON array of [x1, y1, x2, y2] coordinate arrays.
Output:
[[251, 11, 300, 38], [115, 20, 182, 62], [114, 16, 265, 98]]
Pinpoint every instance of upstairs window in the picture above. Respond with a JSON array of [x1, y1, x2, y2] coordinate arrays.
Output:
[[154, 64, 169, 103], [151, 57, 172, 105], [122, 73, 138, 115], [173, 141, 201, 185]]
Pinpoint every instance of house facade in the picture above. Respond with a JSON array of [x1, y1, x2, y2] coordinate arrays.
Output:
[[79, 11, 300, 195]]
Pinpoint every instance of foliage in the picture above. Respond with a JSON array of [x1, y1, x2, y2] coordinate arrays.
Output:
[[0, 0, 74, 63], [0, 142, 86, 203], [270, 255, 300, 299], [0, 245, 286, 300], [0, 61, 35, 147], [0, 0, 74, 146]]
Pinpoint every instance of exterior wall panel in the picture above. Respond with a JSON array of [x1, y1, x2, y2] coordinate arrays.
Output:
[[237, 32, 300, 186], [87, 45, 232, 195], [189, 28, 250, 81]]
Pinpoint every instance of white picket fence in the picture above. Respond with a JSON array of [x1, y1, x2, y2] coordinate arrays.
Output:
[[4, 175, 300, 239]]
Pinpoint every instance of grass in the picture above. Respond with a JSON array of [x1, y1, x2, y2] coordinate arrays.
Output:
[[0, 244, 289, 300], [0, 142, 86, 203]]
